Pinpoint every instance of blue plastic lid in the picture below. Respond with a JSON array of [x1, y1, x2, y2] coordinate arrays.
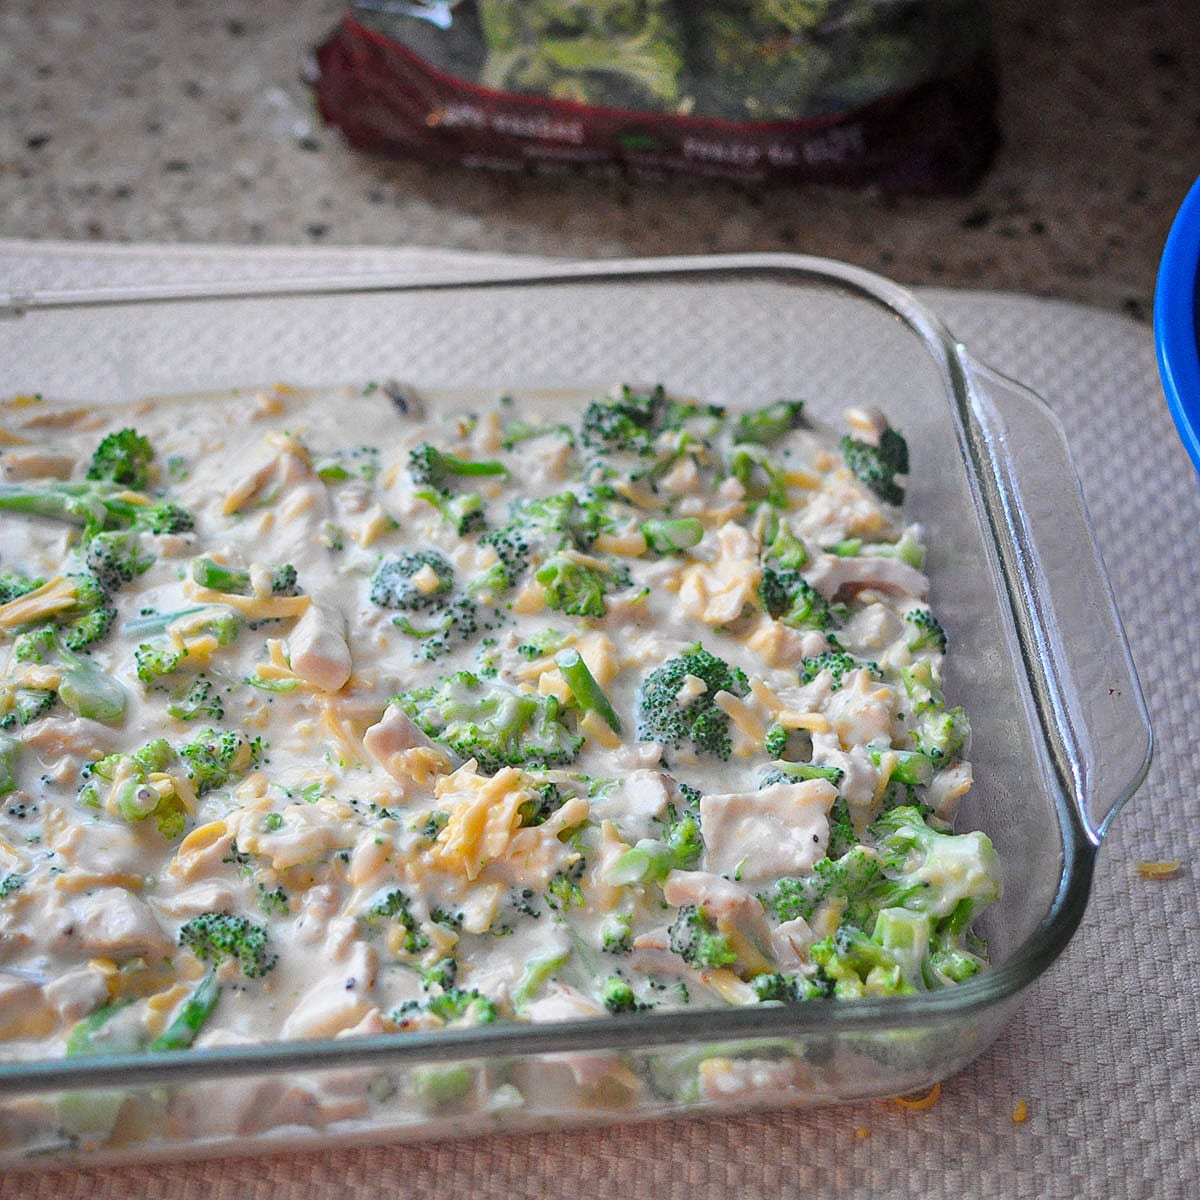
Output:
[[1155, 174, 1200, 475]]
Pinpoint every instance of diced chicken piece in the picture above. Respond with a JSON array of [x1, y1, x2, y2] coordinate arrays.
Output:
[[42, 965, 111, 1023], [697, 1056, 814, 1104], [59, 887, 172, 959], [151, 879, 240, 919], [843, 404, 891, 444], [50, 818, 152, 882], [794, 473, 893, 544], [589, 769, 670, 842], [826, 669, 896, 748], [286, 598, 352, 692], [524, 983, 606, 1025], [810, 734, 880, 821], [658, 455, 702, 496], [805, 553, 928, 602], [0, 449, 77, 480], [279, 938, 377, 1041], [363, 703, 436, 777], [18, 716, 119, 775], [699, 779, 837, 883], [840, 601, 904, 653], [770, 917, 816, 969], [926, 759, 974, 820], [678, 521, 761, 627], [745, 615, 829, 670]]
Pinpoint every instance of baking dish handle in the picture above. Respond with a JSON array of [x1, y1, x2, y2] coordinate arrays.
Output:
[[954, 350, 1152, 846]]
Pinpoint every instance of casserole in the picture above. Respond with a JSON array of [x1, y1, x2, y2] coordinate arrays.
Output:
[[0, 256, 1151, 1168]]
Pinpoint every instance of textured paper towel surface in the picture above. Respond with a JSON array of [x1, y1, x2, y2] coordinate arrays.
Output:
[[0, 242, 1196, 1200]]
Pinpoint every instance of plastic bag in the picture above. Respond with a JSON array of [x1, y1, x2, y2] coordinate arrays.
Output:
[[312, 0, 1000, 194]]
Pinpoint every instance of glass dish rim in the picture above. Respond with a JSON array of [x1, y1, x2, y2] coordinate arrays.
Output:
[[0, 252, 1152, 1098]]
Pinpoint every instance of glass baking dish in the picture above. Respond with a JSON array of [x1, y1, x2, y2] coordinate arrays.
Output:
[[0, 255, 1151, 1170]]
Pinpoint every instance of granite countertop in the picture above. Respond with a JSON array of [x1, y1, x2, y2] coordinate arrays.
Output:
[[0, 0, 1197, 320]]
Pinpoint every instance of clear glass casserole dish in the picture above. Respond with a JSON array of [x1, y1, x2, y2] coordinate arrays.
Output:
[[0, 256, 1152, 1170]]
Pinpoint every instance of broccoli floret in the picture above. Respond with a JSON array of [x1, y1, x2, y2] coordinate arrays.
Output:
[[639, 517, 704, 555], [900, 659, 969, 760], [840, 425, 909, 506], [393, 596, 481, 663], [178, 912, 276, 978], [762, 514, 808, 570], [0, 686, 56, 730], [191, 557, 298, 596], [761, 759, 846, 787], [425, 988, 498, 1027], [808, 923, 913, 998], [732, 399, 806, 445], [763, 722, 789, 759], [86, 428, 155, 490], [757, 566, 833, 630], [546, 858, 586, 911], [0, 480, 195, 542], [667, 905, 736, 970], [799, 651, 876, 687], [535, 554, 614, 618], [369, 550, 455, 610], [1, 573, 116, 652], [481, 489, 613, 590], [407, 444, 505, 535], [408, 443, 507, 491], [867, 746, 937, 788], [83, 530, 154, 593], [601, 975, 644, 1014], [166, 676, 225, 722], [600, 913, 633, 954], [727, 442, 789, 507], [636, 645, 749, 761], [1, 620, 126, 726], [0, 733, 18, 797], [517, 780, 568, 827], [749, 972, 802, 1003], [132, 608, 241, 688], [394, 671, 583, 775], [906, 608, 948, 654], [500, 416, 574, 450], [768, 845, 884, 927], [177, 728, 261, 795], [362, 889, 430, 954], [580, 384, 667, 456], [79, 738, 184, 837], [0, 573, 45, 605]]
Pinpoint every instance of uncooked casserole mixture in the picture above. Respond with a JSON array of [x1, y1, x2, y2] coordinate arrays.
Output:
[[0, 381, 1000, 1093]]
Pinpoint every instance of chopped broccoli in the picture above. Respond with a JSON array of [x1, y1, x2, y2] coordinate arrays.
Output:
[[808, 923, 914, 998], [601, 975, 645, 1014], [176, 728, 261, 795], [900, 659, 969, 760], [727, 442, 789, 507], [178, 912, 276, 978], [394, 671, 583, 775], [840, 425, 909, 506], [546, 858, 587, 911], [867, 746, 937, 788], [392, 596, 482, 663], [554, 647, 621, 732], [79, 738, 184, 837], [799, 650, 876, 687], [640, 517, 704, 555], [369, 550, 455, 610], [0, 622, 126, 726], [148, 969, 223, 1051], [83, 530, 154, 593], [535, 554, 614, 618], [636, 645, 749, 761], [165, 676, 225, 722], [767, 845, 884, 927], [667, 905, 736, 970], [86, 428, 155, 490], [425, 988, 498, 1027], [362, 889, 430, 954], [906, 608, 948, 654], [418, 489, 487, 536], [749, 972, 802, 1003], [580, 384, 722, 458], [0, 480, 194, 541], [500, 417, 574, 450], [407, 443, 507, 491], [0, 733, 18, 797], [761, 759, 846, 787], [762, 514, 808, 570], [133, 608, 242, 688], [517, 780, 567, 827], [732, 399, 806, 445], [600, 913, 633, 954], [757, 566, 834, 630], [191, 557, 298, 596], [481, 488, 613, 589], [0, 572, 46, 605]]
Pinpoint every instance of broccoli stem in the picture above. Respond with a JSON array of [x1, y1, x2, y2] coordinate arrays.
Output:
[[555, 647, 621, 733], [148, 969, 222, 1051], [0, 733, 18, 796], [640, 517, 704, 554]]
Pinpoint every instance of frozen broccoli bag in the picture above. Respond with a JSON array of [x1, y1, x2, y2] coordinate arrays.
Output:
[[313, 0, 999, 193]]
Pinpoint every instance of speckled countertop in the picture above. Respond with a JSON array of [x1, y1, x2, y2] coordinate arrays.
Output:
[[0, 0, 1197, 319]]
